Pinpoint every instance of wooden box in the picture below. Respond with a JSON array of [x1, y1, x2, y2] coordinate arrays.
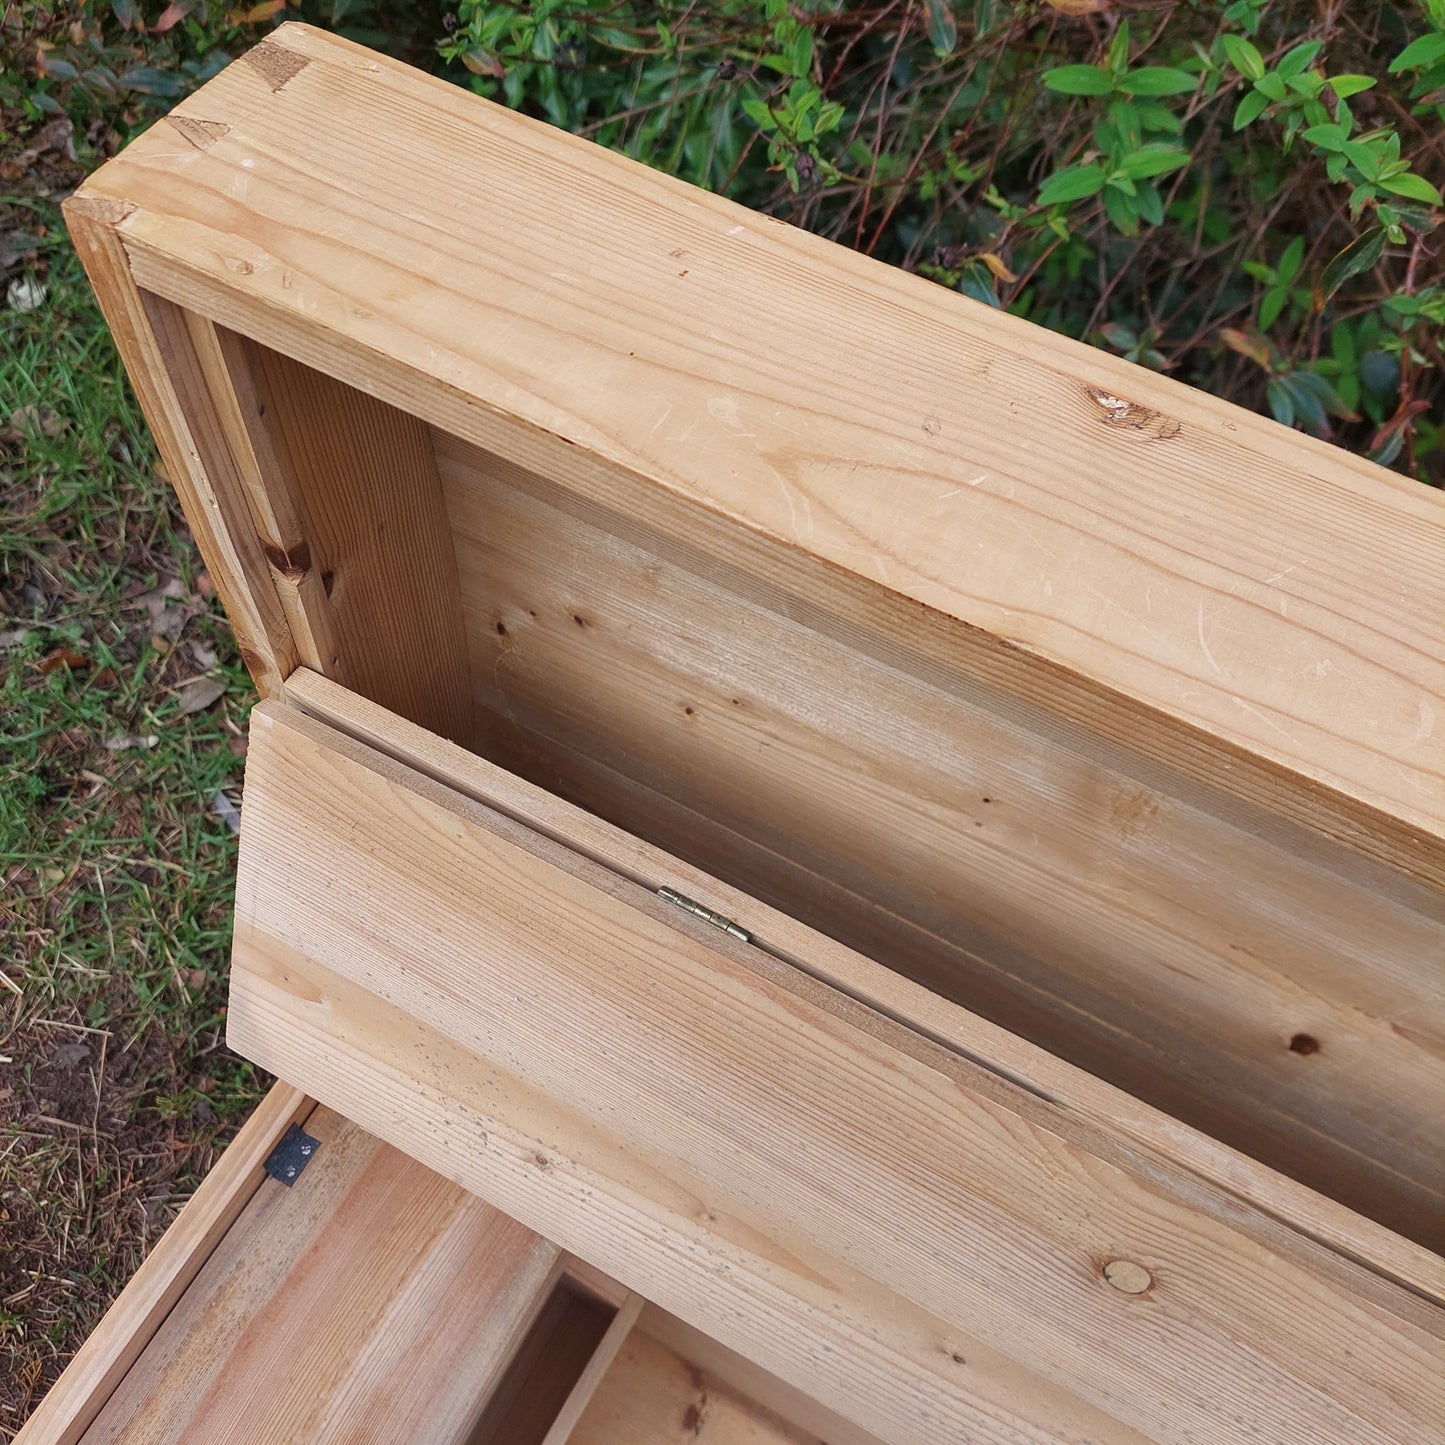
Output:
[[24, 21, 1444, 1444]]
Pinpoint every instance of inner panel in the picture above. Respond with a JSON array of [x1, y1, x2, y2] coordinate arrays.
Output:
[[236, 339, 1445, 1252]]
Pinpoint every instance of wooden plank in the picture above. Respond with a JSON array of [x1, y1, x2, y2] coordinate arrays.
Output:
[[61, 204, 295, 697], [228, 700, 1445, 1445], [84, 1108, 562, 1444], [568, 1329, 826, 1445], [63, 214, 473, 744], [285, 667, 1445, 1306], [214, 332, 474, 744], [13, 1083, 312, 1445], [433, 434, 1445, 1248], [67, 22, 1445, 887], [467, 1279, 618, 1445], [637, 1307, 882, 1445], [541, 1293, 644, 1445]]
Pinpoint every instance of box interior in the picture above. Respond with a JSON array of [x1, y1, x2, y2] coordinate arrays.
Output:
[[225, 329, 1444, 1253]]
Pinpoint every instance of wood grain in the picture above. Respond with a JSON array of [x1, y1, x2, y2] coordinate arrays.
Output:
[[285, 667, 1445, 1305], [228, 700, 1445, 1445], [68, 22, 1445, 886], [434, 434, 1445, 1248], [217, 333, 474, 744], [569, 1329, 826, 1445], [60, 202, 295, 696], [84, 1108, 561, 1444], [541, 1293, 645, 1445], [13, 1083, 313, 1445], [467, 1279, 618, 1445]]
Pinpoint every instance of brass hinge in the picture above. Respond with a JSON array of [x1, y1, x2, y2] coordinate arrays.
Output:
[[656, 887, 752, 943]]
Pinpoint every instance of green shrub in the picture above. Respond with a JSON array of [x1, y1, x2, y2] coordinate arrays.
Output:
[[439, 1, 1445, 483], [8, 3, 1442, 481]]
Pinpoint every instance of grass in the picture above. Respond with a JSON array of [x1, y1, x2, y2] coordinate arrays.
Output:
[[0, 205, 263, 1435]]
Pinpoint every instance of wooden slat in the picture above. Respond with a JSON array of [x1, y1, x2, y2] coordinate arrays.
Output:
[[285, 667, 1445, 1306], [84, 1108, 561, 1444], [228, 700, 1445, 1445], [467, 1279, 618, 1445], [433, 434, 1445, 1248], [60, 207, 295, 696], [568, 1329, 825, 1445], [67, 22, 1445, 888], [541, 1293, 644, 1445], [13, 1083, 312, 1445], [214, 332, 474, 745], [637, 1306, 883, 1445]]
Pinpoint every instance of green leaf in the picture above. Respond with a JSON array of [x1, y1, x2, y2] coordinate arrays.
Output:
[[1303, 122, 1349, 151], [1038, 162, 1108, 205], [1233, 89, 1269, 129], [1278, 234, 1306, 285], [1222, 33, 1266, 82], [1277, 40, 1323, 77], [740, 97, 777, 132], [1134, 180, 1164, 226], [118, 65, 184, 96], [1389, 33, 1445, 72], [1254, 71, 1287, 102], [784, 28, 814, 77], [1114, 144, 1190, 179], [1316, 226, 1386, 306], [1328, 74, 1377, 98], [925, 0, 957, 57], [1107, 20, 1131, 75], [1134, 99, 1183, 133], [1104, 185, 1140, 235], [1259, 286, 1287, 331], [1266, 377, 1295, 427], [1043, 65, 1114, 96], [1343, 139, 1383, 180], [1118, 67, 1197, 96], [1380, 171, 1443, 204]]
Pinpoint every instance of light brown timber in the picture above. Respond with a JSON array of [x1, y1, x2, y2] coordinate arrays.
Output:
[[83, 1109, 561, 1444], [12, 1083, 313, 1445], [66, 21, 1445, 889], [228, 699, 1445, 1445]]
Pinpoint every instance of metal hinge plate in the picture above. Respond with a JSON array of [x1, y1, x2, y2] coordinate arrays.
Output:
[[657, 886, 751, 943], [264, 1123, 320, 1187]]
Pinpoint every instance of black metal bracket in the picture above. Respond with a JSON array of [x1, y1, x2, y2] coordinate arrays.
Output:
[[263, 1122, 320, 1187]]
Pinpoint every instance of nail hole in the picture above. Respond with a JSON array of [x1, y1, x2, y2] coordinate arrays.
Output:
[[495, 620, 508, 637], [683, 705, 695, 716], [1288, 1032, 1321, 1056], [572, 613, 588, 628]]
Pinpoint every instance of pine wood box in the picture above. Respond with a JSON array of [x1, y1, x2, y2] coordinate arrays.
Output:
[[22, 21, 1444, 1444]]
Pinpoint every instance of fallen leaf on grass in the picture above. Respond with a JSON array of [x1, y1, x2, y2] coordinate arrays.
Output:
[[53, 1041, 90, 1072], [7, 276, 47, 313], [105, 734, 159, 751], [8, 403, 65, 438], [188, 640, 219, 669], [174, 675, 226, 714], [37, 646, 88, 675], [0, 628, 31, 648], [138, 577, 191, 642], [211, 789, 242, 833]]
